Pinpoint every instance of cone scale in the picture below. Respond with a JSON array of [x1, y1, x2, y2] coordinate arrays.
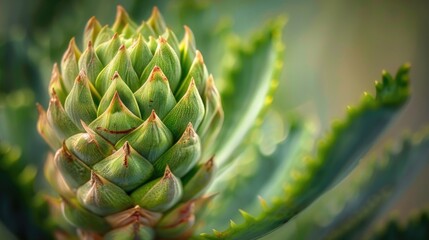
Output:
[[37, 6, 223, 239]]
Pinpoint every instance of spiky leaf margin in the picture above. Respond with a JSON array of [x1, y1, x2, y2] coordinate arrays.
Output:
[[322, 128, 429, 240], [203, 114, 315, 231], [213, 18, 285, 169], [198, 65, 410, 239], [371, 211, 429, 240]]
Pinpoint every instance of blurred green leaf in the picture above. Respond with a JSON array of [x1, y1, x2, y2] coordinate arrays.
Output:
[[371, 211, 429, 240], [213, 18, 285, 169], [199, 65, 410, 239], [203, 112, 315, 231], [0, 142, 51, 240]]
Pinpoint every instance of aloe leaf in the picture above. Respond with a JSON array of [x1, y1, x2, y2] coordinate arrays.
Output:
[[273, 127, 429, 240], [318, 129, 429, 240], [0, 143, 52, 240], [0, 222, 16, 240], [371, 211, 429, 240], [198, 65, 410, 239], [202, 113, 315, 231], [214, 19, 285, 169]]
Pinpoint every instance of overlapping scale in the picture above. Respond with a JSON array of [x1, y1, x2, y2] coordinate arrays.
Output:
[[37, 5, 223, 239]]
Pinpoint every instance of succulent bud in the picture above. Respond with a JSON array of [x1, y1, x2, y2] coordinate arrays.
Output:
[[37, 6, 223, 238]]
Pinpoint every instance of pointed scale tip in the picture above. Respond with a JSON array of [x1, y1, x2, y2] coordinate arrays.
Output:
[[196, 50, 204, 64], [69, 37, 76, 46], [108, 91, 127, 111], [49, 88, 62, 107], [49, 63, 60, 86], [112, 90, 120, 99], [184, 122, 196, 138], [36, 103, 44, 114], [122, 141, 131, 167], [112, 32, 119, 40], [52, 62, 59, 74], [50, 87, 57, 99], [148, 109, 158, 121], [80, 120, 99, 145], [116, 5, 126, 14], [119, 44, 126, 51], [207, 74, 214, 84], [152, 65, 161, 72], [112, 71, 120, 80], [122, 141, 131, 155], [114, 5, 130, 27], [204, 157, 215, 171], [77, 69, 87, 81], [149, 66, 168, 82], [163, 165, 172, 179], [185, 78, 197, 94], [152, 6, 160, 15], [90, 171, 103, 186], [85, 16, 99, 29], [61, 141, 73, 159], [80, 119, 91, 131], [62, 38, 78, 61], [158, 36, 167, 44], [189, 77, 196, 88], [182, 25, 195, 47], [183, 25, 191, 34]]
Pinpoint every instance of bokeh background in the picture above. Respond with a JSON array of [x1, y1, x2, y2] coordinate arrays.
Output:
[[1, 0, 428, 239]]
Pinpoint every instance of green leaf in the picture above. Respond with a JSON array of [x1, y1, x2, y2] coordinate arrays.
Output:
[[198, 65, 410, 239], [320, 129, 429, 240], [0, 143, 51, 239], [371, 211, 429, 240], [263, 128, 429, 240], [213, 18, 285, 169], [201, 113, 315, 232]]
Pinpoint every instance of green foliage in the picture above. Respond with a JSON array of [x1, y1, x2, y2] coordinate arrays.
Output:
[[198, 65, 412, 239], [0, 1, 428, 239], [0, 143, 51, 240], [213, 17, 285, 168], [372, 212, 429, 240]]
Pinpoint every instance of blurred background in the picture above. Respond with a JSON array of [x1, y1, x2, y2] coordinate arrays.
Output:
[[0, 0, 428, 238]]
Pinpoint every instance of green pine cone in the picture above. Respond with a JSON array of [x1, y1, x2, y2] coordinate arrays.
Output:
[[37, 6, 223, 239]]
